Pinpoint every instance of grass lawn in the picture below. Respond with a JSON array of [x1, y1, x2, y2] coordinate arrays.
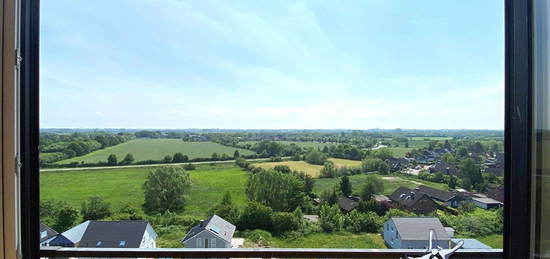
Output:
[[267, 232, 386, 248], [253, 158, 361, 177], [40, 164, 248, 217], [476, 234, 503, 249], [387, 147, 413, 157], [313, 173, 449, 195], [57, 139, 255, 164]]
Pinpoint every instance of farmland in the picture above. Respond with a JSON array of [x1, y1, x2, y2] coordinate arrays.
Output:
[[253, 158, 361, 177], [57, 139, 255, 164], [40, 163, 248, 217]]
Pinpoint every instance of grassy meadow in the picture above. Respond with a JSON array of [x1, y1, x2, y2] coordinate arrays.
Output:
[[253, 158, 361, 177], [40, 164, 248, 217], [383, 136, 453, 158], [57, 139, 255, 164]]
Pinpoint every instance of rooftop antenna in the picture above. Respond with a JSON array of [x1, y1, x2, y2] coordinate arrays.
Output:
[[406, 229, 464, 259]]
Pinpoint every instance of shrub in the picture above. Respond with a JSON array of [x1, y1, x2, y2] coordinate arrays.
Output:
[[238, 202, 273, 231], [320, 161, 337, 178], [305, 150, 327, 165], [243, 229, 272, 246], [319, 205, 344, 232], [235, 157, 251, 169], [53, 203, 79, 232], [81, 196, 112, 220], [208, 191, 240, 224], [272, 212, 300, 235], [183, 163, 196, 170]]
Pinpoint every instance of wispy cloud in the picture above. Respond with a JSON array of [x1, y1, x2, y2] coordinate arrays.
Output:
[[40, 0, 504, 129]]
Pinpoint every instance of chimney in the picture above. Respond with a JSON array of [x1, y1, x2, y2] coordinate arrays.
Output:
[[199, 220, 204, 227]]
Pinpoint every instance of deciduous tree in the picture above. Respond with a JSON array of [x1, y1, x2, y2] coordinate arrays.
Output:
[[142, 166, 191, 214]]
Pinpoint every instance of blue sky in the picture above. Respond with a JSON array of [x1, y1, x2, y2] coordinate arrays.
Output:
[[40, 0, 504, 129]]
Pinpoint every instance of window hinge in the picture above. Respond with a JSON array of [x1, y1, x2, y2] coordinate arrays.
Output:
[[15, 153, 22, 175], [15, 48, 22, 70]]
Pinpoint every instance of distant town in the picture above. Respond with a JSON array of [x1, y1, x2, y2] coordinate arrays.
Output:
[[39, 129, 504, 250]]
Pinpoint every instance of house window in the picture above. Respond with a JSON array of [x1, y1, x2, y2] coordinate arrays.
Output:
[[119, 241, 126, 247], [96, 241, 102, 247], [196, 238, 202, 248], [211, 238, 216, 248], [40, 231, 47, 239], [204, 238, 209, 248]]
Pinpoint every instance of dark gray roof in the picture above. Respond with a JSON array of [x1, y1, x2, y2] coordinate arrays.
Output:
[[430, 161, 458, 175], [182, 215, 235, 243], [390, 217, 450, 241], [78, 220, 150, 248], [389, 187, 429, 207], [417, 185, 455, 202], [338, 197, 359, 212], [40, 223, 58, 243], [484, 167, 504, 176]]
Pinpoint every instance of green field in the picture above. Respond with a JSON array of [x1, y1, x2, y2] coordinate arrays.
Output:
[[40, 164, 248, 217], [386, 147, 413, 157], [313, 173, 449, 195], [57, 139, 256, 164], [266, 232, 386, 248], [253, 158, 361, 177]]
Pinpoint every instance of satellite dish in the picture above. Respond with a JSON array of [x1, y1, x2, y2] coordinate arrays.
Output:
[[406, 230, 464, 259]]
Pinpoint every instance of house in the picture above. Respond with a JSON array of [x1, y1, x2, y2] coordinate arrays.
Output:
[[39, 223, 58, 246], [416, 185, 466, 208], [383, 217, 451, 249], [49, 220, 157, 249], [471, 197, 503, 210], [182, 215, 236, 248], [452, 238, 492, 249], [484, 167, 504, 176], [385, 157, 410, 171], [373, 194, 391, 203], [429, 161, 458, 176], [487, 185, 504, 203], [338, 197, 359, 213], [388, 187, 437, 215]]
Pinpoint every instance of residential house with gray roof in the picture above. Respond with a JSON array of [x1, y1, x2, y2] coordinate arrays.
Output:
[[39, 223, 58, 246], [49, 220, 157, 249], [182, 215, 236, 248], [383, 217, 451, 249]]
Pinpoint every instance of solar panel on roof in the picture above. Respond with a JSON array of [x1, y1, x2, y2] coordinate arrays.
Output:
[[209, 225, 220, 234]]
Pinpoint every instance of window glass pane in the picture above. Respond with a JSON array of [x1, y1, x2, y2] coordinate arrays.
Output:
[[533, 0, 550, 257], [39, 0, 504, 253]]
